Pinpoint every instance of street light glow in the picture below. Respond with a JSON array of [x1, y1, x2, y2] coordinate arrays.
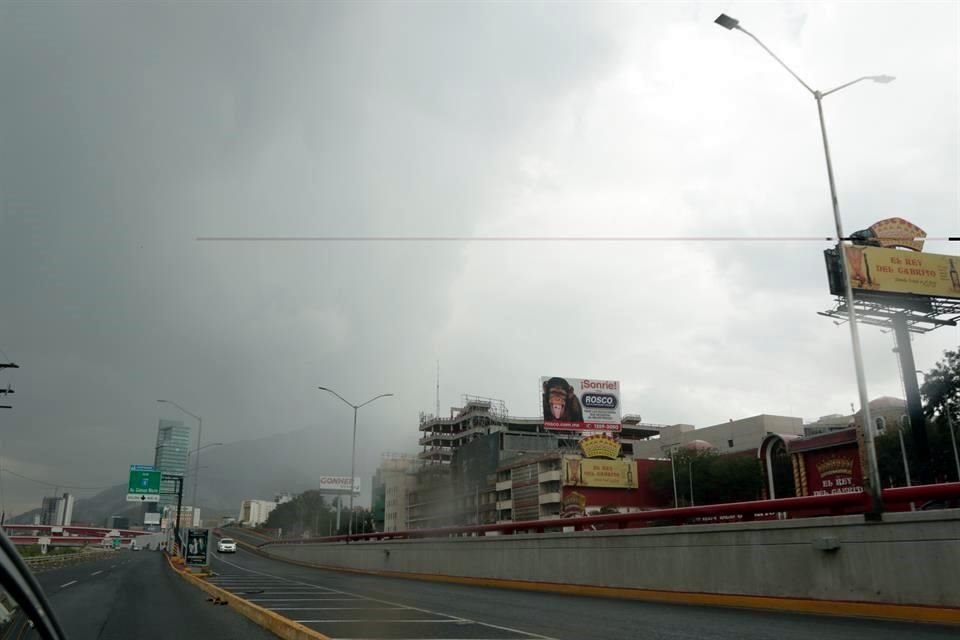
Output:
[[871, 75, 896, 84]]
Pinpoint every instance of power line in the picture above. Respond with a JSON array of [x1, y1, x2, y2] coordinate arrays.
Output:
[[1, 469, 116, 492], [197, 235, 958, 243]]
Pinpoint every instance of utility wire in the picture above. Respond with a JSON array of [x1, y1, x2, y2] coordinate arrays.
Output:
[[1, 469, 116, 492]]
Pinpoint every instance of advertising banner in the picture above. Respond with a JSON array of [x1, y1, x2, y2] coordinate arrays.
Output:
[[563, 458, 637, 488], [318, 476, 361, 495], [541, 377, 621, 432], [799, 447, 864, 497], [185, 528, 209, 566], [844, 246, 960, 300], [143, 512, 161, 526]]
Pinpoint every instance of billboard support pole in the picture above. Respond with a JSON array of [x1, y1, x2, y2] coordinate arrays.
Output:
[[893, 314, 930, 482]]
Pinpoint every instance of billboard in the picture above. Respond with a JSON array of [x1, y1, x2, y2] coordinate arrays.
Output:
[[841, 246, 960, 300], [126, 464, 161, 503], [541, 377, 621, 432], [143, 512, 161, 526], [185, 528, 209, 566], [563, 458, 637, 488], [317, 476, 361, 495]]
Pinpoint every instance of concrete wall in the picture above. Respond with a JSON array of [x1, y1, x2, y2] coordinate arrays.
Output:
[[262, 509, 960, 608], [632, 414, 804, 458]]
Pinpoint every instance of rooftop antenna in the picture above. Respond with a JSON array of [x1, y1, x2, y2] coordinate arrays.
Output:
[[435, 361, 440, 417]]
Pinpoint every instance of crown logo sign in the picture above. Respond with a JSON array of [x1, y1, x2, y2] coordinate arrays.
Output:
[[816, 456, 854, 478], [579, 434, 621, 459]]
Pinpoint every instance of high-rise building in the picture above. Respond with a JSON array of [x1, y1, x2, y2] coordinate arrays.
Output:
[[154, 419, 191, 509], [39, 493, 74, 526]]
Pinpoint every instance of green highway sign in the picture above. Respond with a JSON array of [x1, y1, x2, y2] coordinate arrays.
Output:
[[126, 464, 161, 503]]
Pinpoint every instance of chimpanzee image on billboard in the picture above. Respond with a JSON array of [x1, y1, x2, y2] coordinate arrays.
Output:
[[541, 377, 621, 432]]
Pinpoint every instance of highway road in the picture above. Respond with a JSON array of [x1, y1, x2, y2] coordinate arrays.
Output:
[[208, 548, 959, 640], [15, 549, 277, 639]]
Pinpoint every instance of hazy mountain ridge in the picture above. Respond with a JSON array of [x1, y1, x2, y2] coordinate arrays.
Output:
[[12, 425, 355, 525]]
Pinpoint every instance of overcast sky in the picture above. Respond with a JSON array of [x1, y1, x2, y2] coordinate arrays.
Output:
[[0, 1, 957, 516]]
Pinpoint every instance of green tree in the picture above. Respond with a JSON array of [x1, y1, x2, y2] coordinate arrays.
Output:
[[264, 490, 338, 537], [874, 349, 960, 486], [648, 449, 762, 507], [920, 348, 960, 483]]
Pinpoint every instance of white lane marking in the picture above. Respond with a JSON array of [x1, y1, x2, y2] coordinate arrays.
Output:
[[228, 591, 336, 596], [270, 607, 406, 611], [249, 598, 362, 602], [211, 553, 557, 640], [90, 570, 103, 576], [59, 581, 77, 589], [295, 619, 467, 623]]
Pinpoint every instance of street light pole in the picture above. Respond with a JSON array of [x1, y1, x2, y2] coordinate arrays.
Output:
[[318, 387, 393, 536], [158, 400, 204, 518], [715, 13, 894, 513]]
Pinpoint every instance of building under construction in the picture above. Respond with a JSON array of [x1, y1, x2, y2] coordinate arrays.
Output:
[[400, 396, 667, 529]]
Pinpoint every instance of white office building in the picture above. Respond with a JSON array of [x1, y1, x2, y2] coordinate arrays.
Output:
[[239, 499, 278, 526]]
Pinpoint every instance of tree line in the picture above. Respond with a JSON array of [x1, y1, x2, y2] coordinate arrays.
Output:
[[262, 490, 374, 537]]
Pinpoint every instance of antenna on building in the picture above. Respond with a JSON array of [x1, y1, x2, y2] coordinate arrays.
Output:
[[435, 361, 440, 418]]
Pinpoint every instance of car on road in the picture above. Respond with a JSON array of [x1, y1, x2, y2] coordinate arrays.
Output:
[[217, 538, 237, 553]]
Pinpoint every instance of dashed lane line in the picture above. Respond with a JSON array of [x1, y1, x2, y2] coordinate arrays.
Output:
[[59, 581, 77, 589], [210, 552, 557, 640]]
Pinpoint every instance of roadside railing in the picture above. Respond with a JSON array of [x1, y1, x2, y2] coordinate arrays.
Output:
[[22, 547, 117, 570], [250, 482, 960, 547]]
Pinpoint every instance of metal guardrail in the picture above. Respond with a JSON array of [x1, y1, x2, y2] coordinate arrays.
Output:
[[4, 524, 145, 537], [22, 548, 117, 569], [253, 482, 960, 546]]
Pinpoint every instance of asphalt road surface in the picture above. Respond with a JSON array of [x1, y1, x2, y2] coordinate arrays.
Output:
[[16, 549, 277, 639], [208, 547, 958, 640]]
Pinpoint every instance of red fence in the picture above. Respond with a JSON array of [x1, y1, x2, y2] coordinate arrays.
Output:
[[249, 482, 960, 547], [4, 524, 145, 539]]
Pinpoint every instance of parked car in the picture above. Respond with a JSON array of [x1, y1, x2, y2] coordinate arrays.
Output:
[[216, 538, 237, 553]]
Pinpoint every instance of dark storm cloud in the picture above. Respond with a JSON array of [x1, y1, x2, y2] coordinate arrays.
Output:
[[0, 1, 619, 513], [0, 1, 956, 517]]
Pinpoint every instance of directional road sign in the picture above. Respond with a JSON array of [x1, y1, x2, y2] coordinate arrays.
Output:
[[126, 464, 161, 502]]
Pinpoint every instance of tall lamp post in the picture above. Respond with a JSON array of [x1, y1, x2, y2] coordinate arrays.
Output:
[[317, 387, 393, 536], [714, 13, 893, 512], [158, 400, 204, 516]]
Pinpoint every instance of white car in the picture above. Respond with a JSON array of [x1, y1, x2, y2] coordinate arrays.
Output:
[[217, 538, 237, 553]]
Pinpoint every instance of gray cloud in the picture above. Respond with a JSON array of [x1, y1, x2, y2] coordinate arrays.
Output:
[[0, 1, 956, 516]]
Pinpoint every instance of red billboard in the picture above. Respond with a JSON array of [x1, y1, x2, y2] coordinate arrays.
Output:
[[787, 429, 865, 497]]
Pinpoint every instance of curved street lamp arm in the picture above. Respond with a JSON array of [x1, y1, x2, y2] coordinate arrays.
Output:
[[736, 26, 816, 96], [317, 386, 357, 410], [822, 75, 895, 98], [357, 393, 394, 409]]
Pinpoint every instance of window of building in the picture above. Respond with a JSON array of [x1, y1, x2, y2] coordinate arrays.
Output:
[[728, 439, 734, 448]]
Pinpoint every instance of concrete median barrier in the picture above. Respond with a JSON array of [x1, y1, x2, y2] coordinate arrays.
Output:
[[257, 509, 960, 625]]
